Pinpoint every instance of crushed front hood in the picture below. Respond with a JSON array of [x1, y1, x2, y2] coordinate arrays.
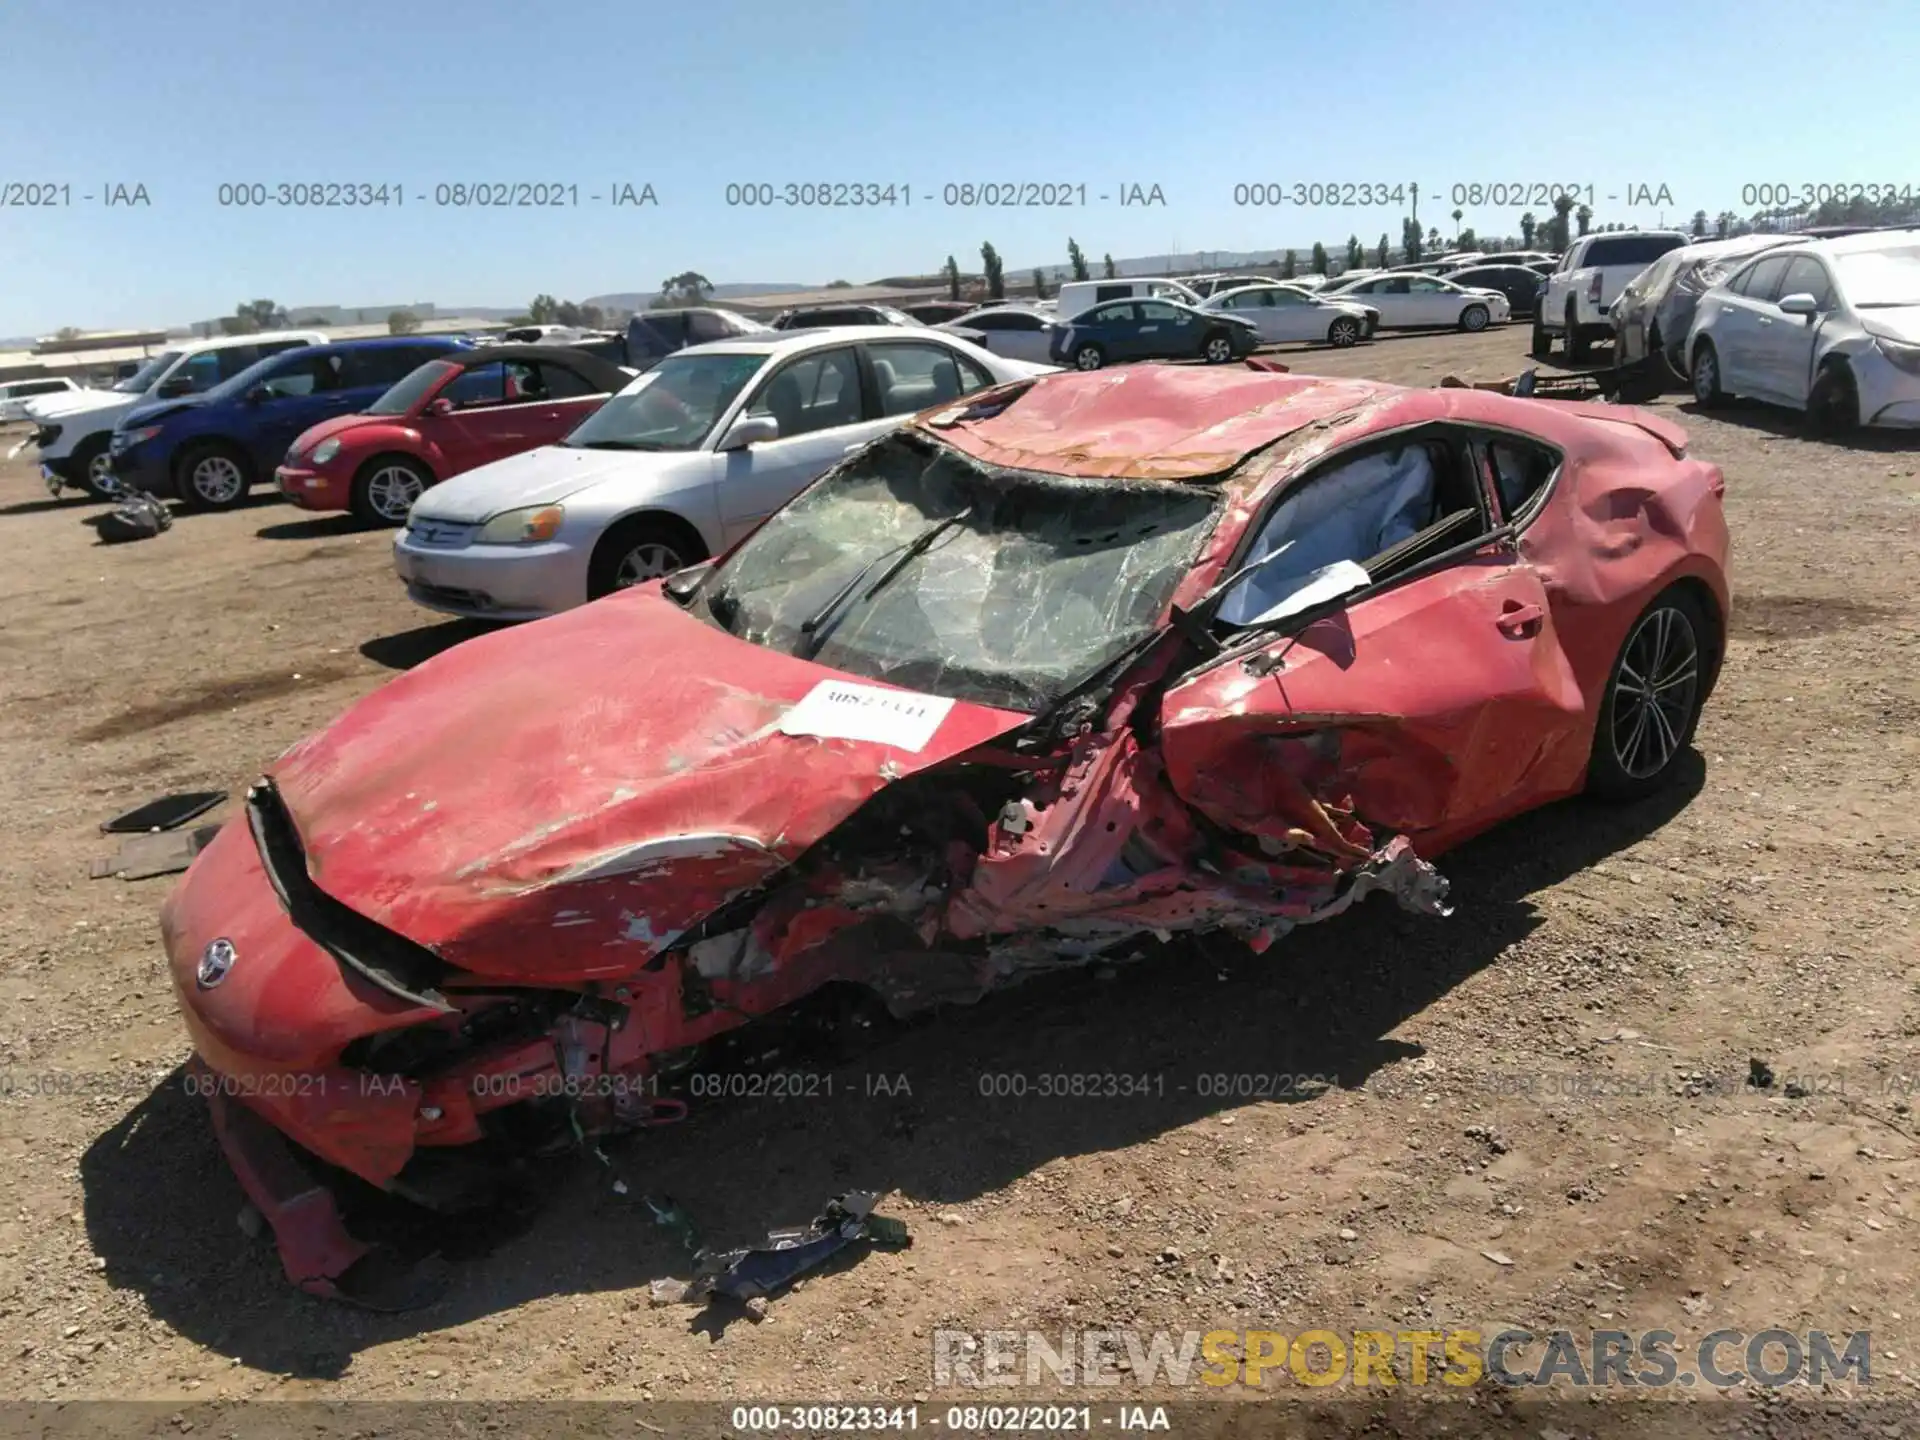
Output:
[[269, 591, 1029, 979]]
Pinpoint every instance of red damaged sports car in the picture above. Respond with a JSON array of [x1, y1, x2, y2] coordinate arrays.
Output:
[[162, 362, 1729, 1301], [275, 344, 632, 525]]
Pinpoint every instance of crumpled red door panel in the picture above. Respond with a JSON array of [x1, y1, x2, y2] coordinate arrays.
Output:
[[1158, 557, 1590, 856]]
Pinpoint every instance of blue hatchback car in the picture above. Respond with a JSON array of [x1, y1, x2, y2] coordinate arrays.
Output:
[[109, 337, 470, 510]]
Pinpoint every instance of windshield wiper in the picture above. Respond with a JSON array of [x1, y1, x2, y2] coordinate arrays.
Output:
[[797, 505, 974, 660], [568, 438, 672, 451]]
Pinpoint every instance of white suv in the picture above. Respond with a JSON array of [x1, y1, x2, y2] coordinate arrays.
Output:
[[24, 330, 325, 498], [1534, 231, 1689, 362]]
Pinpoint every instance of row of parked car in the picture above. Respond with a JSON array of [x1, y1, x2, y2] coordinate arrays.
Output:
[[8, 263, 1507, 511], [1601, 227, 1920, 435]]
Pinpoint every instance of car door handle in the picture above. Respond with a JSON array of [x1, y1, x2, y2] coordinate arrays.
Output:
[[1497, 600, 1544, 637], [1757, 317, 1772, 326]]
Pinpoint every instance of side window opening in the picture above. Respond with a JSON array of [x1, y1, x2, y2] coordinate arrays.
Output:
[[1215, 433, 1488, 630], [1483, 435, 1560, 523]]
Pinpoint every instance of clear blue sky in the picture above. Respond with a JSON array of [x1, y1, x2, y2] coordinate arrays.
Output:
[[2, 0, 1915, 336]]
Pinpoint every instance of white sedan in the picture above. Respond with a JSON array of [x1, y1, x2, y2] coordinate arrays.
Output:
[[1320, 272, 1511, 331], [1686, 230, 1920, 435], [1197, 283, 1378, 347], [936, 306, 1062, 364]]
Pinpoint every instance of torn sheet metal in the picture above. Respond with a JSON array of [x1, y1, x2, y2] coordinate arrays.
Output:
[[649, 1191, 910, 1306], [91, 822, 223, 880]]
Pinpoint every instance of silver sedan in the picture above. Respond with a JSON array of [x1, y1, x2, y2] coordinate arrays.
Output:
[[393, 327, 1054, 621]]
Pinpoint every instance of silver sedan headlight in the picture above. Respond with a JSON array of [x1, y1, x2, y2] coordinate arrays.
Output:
[[476, 504, 566, 544]]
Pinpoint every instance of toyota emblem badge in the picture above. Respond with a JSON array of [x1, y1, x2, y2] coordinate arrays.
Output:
[[197, 938, 236, 988]]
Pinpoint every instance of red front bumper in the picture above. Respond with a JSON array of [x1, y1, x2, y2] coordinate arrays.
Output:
[[160, 821, 443, 1186], [274, 463, 351, 512], [193, 1057, 373, 1297]]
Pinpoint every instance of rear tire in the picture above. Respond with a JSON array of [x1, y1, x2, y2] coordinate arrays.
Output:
[[1459, 303, 1490, 333], [1689, 339, 1726, 408], [1201, 331, 1236, 364], [1073, 343, 1105, 371], [1565, 303, 1591, 361], [1586, 586, 1711, 801], [587, 515, 708, 601], [1530, 317, 1552, 359], [174, 441, 253, 512], [351, 455, 433, 526], [1326, 317, 1362, 348], [1805, 360, 1860, 438]]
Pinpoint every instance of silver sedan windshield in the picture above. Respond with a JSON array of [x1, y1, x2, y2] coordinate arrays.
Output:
[[563, 351, 767, 451]]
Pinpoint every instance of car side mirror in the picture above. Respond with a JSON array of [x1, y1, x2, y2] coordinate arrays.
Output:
[[156, 376, 195, 398], [717, 414, 779, 451], [1778, 292, 1819, 319], [246, 386, 272, 405], [425, 396, 456, 416]]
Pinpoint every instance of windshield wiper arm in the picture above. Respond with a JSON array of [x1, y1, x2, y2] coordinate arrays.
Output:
[[797, 505, 974, 659]]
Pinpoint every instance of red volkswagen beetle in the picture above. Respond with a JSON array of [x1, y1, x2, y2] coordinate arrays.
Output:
[[276, 344, 633, 525]]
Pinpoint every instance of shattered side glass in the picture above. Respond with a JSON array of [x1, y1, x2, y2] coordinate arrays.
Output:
[[702, 434, 1222, 713]]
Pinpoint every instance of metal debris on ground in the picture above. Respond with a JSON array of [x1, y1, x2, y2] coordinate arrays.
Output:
[[93, 490, 173, 543], [89, 823, 224, 881], [101, 790, 227, 834], [648, 1191, 910, 1308]]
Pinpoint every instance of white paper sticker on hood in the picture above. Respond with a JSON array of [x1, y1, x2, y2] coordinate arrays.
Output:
[[779, 680, 955, 752]]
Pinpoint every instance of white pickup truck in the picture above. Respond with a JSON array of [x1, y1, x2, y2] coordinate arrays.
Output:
[[1533, 231, 1690, 362]]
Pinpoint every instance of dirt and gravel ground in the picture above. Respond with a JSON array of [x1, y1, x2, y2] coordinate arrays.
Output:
[[2, 327, 1918, 1434]]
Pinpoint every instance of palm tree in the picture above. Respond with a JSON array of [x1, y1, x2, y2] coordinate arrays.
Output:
[[1451, 207, 1463, 243]]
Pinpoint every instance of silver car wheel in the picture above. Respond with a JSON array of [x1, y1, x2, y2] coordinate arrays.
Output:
[[615, 541, 684, 589], [1461, 304, 1489, 332], [1692, 348, 1718, 403], [365, 464, 424, 522], [191, 455, 245, 505], [1609, 604, 1700, 780], [1074, 346, 1104, 371], [88, 450, 123, 496], [1204, 336, 1234, 363], [1328, 318, 1360, 348]]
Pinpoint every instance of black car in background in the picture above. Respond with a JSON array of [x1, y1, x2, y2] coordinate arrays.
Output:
[[1444, 264, 1552, 318], [1048, 298, 1260, 370], [624, 307, 769, 370]]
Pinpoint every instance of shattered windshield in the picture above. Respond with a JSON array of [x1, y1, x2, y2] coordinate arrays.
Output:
[[698, 433, 1222, 713]]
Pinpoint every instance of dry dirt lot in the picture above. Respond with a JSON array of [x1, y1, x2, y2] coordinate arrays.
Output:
[[2, 328, 1918, 1435]]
